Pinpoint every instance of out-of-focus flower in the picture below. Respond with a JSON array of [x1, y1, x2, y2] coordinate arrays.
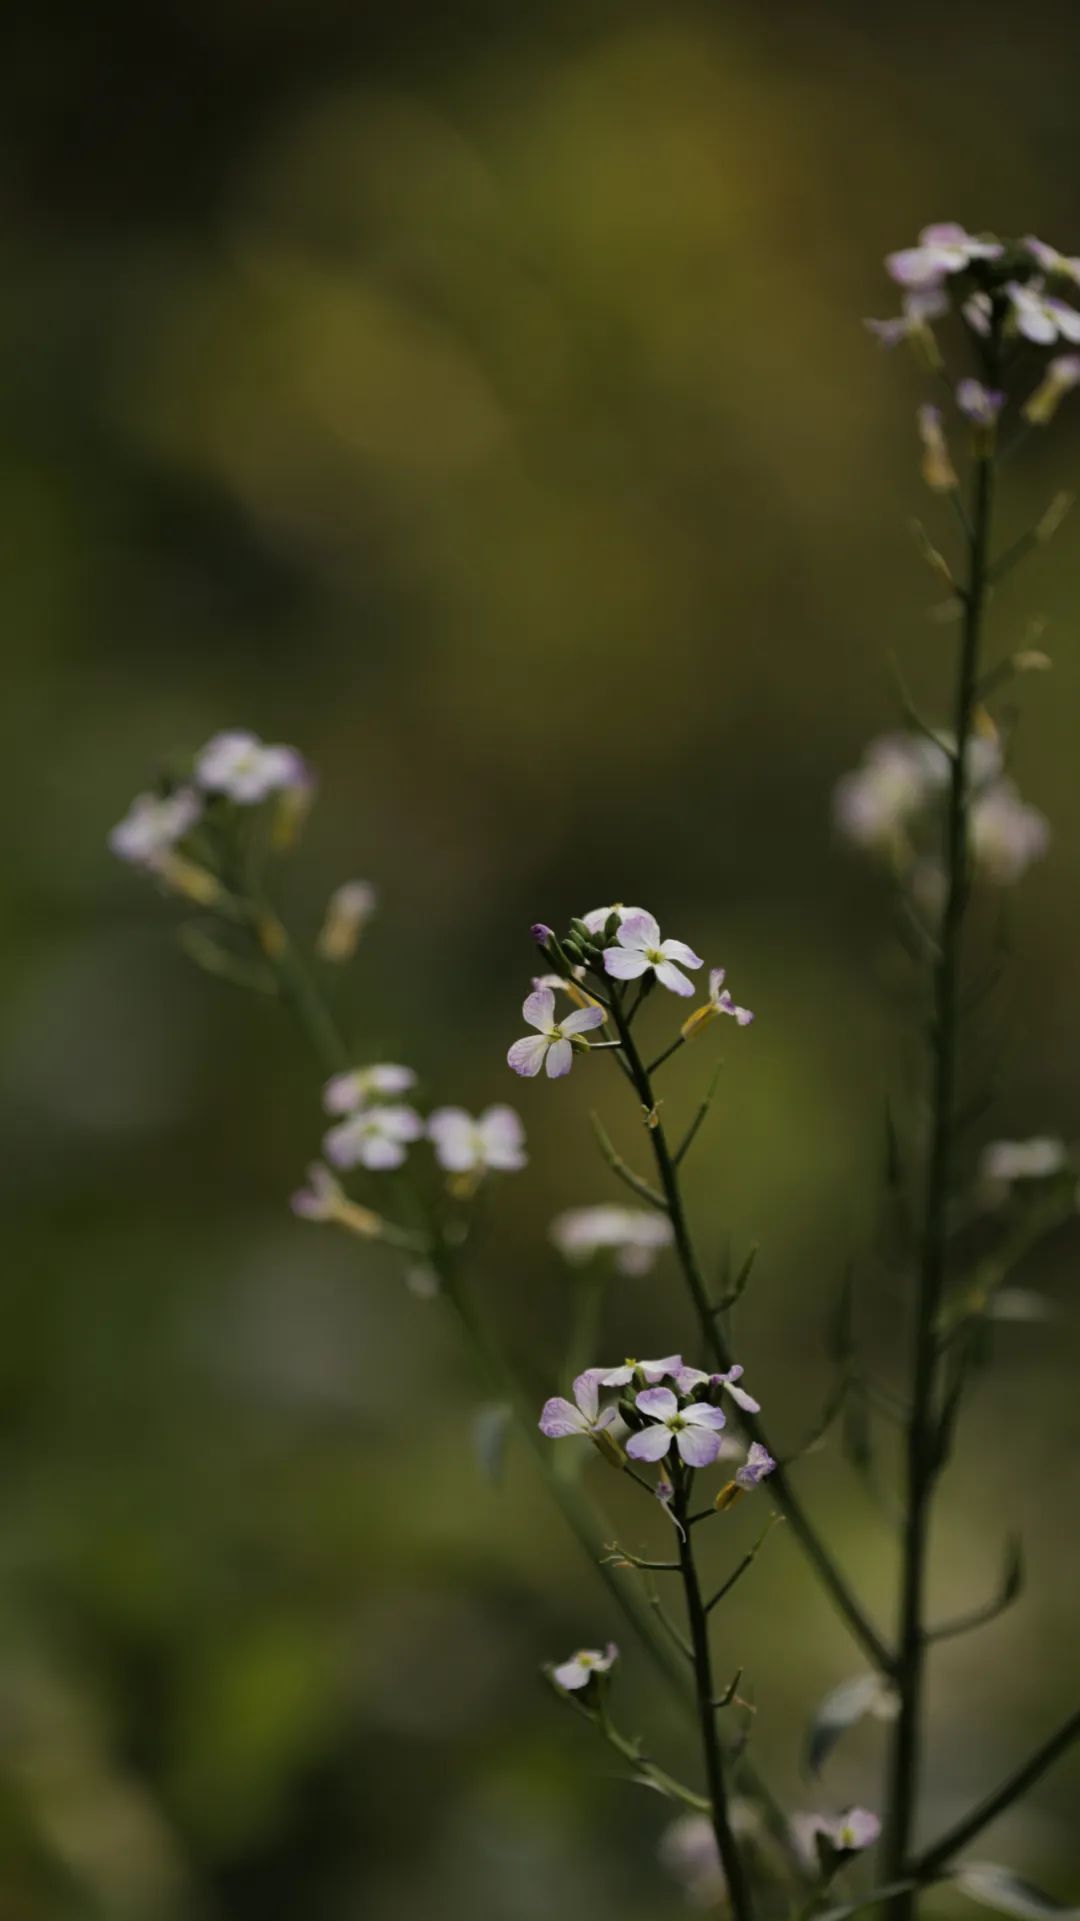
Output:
[[323, 1103, 424, 1171], [956, 379, 1005, 426], [625, 1386, 726, 1467], [969, 780, 1050, 882], [792, 1807, 882, 1873], [980, 1136, 1068, 1191], [322, 1064, 418, 1115], [865, 288, 949, 349], [674, 1363, 761, 1414], [1005, 281, 1080, 347], [603, 912, 703, 997], [1023, 353, 1080, 424], [598, 1354, 682, 1386], [886, 224, 1002, 291], [194, 729, 309, 803], [582, 902, 648, 934], [316, 880, 377, 961], [832, 734, 943, 857], [531, 971, 602, 1014], [109, 788, 201, 867], [1022, 236, 1080, 286], [539, 1370, 617, 1441], [917, 404, 957, 491], [290, 1161, 384, 1237], [659, 1814, 726, 1908], [550, 1205, 674, 1275], [507, 986, 604, 1079], [551, 1643, 618, 1691], [682, 966, 754, 1039], [736, 1442, 776, 1488], [428, 1105, 526, 1174]]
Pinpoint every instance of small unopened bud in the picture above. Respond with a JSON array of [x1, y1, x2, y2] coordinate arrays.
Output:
[[681, 1001, 715, 1042], [270, 779, 315, 851], [1012, 648, 1052, 674], [1023, 354, 1080, 425], [910, 519, 958, 590], [317, 880, 377, 962], [530, 922, 555, 947], [592, 1426, 626, 1470], [917, 405, 957, 492], [156, 853, 223, 906], [714, 1481, 747, 1514]]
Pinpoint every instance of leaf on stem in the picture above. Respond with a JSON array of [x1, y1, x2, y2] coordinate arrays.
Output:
[[956, 1864, 1080, 1921], [804, 1672, 897, 1777], [589, 1111, 667, 1211]]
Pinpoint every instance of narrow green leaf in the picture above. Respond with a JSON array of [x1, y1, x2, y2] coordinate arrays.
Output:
[[957, 1863, 1080, 1921], [473, 1402, 513, 1485]]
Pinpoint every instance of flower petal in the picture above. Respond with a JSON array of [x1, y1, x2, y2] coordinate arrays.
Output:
[[522, 986, 555, 1032], [682, 1403, 727, 1430], [508, 1035, 548, 1077], [725, 1382, 761, 1413], [545, 1037, 573, 1077], [539, 1397, 587, 1438], [660, 939, 703, 970], [655, 960, 695, 996], [561, 1004, 605, 1035], [603, 947, 649, 980], [677, 1425, 722, 1467], [572, 1371, 600, 1421], [617, 911, 659, 951], [635, 1385, 678, 1420], [358, 1135, 407, 1171], [626, 1424, 674, 1461]]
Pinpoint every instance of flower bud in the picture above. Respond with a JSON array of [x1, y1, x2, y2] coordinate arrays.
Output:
[[917, 404, 957, 491], [1023, 354, 1080, 425]]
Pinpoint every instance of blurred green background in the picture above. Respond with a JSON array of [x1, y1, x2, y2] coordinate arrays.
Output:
[[4, 0, 1080, 1914]]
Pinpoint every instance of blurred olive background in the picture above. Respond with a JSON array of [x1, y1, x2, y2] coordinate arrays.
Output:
[[4, 0, 1080, 1914]]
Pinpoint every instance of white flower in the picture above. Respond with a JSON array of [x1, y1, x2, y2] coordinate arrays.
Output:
[[602, 912, 703, 997], [194, 729, 309, 803], [316, 880, 377, 961], [550, 1205, 674, 1276], [507, 987, 604, 1079], [969, 780, 1050, 883], [322, 1064, 418, 1115], [980, 1137, 1068, 1188], [598, 1354, 682, 1387], [551, 1642, 618, 1691], [582, 902, 649, 934], [1005, 281, 1080, 347], [323, 1103, 424, 1171], [428, 1105, 526, 1174], [886, 223, 1002, 291], [108, 788, 201, 867]]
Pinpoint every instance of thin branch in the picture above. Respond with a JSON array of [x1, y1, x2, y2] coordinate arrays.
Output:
[[589, 1110, 668, 1210], [705, 1513, 784, 1613], [675, 1060, 725, 1165], [915, 1708, 1080, 1878]]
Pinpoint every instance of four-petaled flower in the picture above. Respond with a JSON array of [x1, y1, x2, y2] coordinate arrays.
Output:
[[323, 1103, 424, 1171], [599, 1355, 682, 1387], [428, 1105, 527, 1174], [1005, 281, 1080, 347], [626, 1386, 726, 1467], [735, 1441, 776, 1488], [323, 1064, 418, 1115], [956, 379, 1005, 426], [683, 966, 754, 1039], [508, 986, 604, 1078], [109, 788, 201, 867], [551, 1643, 618, 1691], [194, 729, 310, 803], [886, 223, 1002, 290], [603, 912, 703, 998], [539, 1370, 617, 1441], [674, 1363, 761, 1414]]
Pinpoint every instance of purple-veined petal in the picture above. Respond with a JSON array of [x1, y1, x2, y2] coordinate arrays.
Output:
[[508, 1035, 548, 1077], [677, 1425, 723, 1468], [626, 1424, 674, 1461], [673, 1366, 711, 1395], [561, 1003, 605, 1035], [603, 946, 649, 980], [572, 1370, 600, 1421], [522, 986, 555, 1032], [655, 960, 695, 996], [682, 1403, 727, 1430], [552, 1656, 590, 1689], [725, 1381, 761, 1413], [545, 1037, 573, 1078], [599, 1363, 634, 1386], [660, 939, 703, 970], [617, 911, 659, 951], [708, 967, 727, 999], [640, 1355, 682, 1382], [539, 1397, 587, 1438], [635, 1385, 678, 1420]]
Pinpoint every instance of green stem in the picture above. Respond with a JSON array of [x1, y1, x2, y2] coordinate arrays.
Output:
[[883, 334, 1000, 1917], [607, 993, 892, 1675], [914, 1707, 1080, 1878], [675, 1478, 755, 1921]]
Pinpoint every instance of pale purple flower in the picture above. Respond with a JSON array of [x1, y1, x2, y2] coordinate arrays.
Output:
[[956, 379, 1005, 426], [735, 1442, 776, 1489], [194, 729, 309, 803], [549, 1206, 674, 1276], [316, 880, 377, 961], [599, 1354, 682, 1387], [1023, 353, 1080, 425], [969, 780, 1050, 883], [1006, 281, 1080, 347], [626, 1386, 726, 1468], [551, 1642, 618, 1691], [428, 1104, 526, 1174], [530, 922, 555, 945], [323, 1103, 424, 1171], [507, 986, 604, 1079], [674, 1363, 761, 1414], [1022, 236, 1080, 287], [108, 788, 201, 867], [603, 912, 703, 997], [792, 1807, 882, 1873], [886, 223, 1002, 291], [833, 734, 943, 854], [864, 287, 948, 347], [539, 1370, 617, 1441], [323, 1064, 418, 1114], [683, 966, 754, 1039], [582, 902, 648, 934]]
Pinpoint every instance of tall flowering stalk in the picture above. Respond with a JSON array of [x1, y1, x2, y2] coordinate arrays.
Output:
[[106, 225, 1080, 1920]]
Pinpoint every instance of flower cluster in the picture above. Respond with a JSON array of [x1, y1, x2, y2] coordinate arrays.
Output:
[[539, 1356, 775, 1488], [833, 730, 1048, 887], [660, 1804, 879, 1907], [109, 728, 311, 883]]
